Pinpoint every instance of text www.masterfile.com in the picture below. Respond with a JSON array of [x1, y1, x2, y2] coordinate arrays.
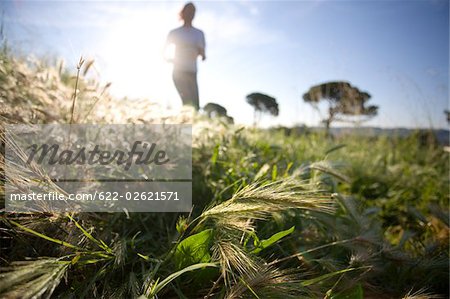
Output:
[[8, 191, 181, 201]]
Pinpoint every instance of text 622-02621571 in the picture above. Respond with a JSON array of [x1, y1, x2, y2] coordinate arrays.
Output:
[[124, 191, 179, 201]]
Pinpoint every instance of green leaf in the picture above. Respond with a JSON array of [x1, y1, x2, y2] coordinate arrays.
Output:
[[283, 162, 294, 177], [331, 283, 364, 299], [148, 262, 219, 297], [174, 229, 213, 270], [251, 226, 295, 254], [271, 164, 278, 180], [211, 144, 220, 165]]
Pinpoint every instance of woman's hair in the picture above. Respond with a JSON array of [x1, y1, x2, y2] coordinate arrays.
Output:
[[180, 2, 196, 22]]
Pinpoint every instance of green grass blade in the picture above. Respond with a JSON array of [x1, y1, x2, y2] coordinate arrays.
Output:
[[9, 220, 82, 251], [301, 268, 362, 287], [149, 262, 219, 297], [67, 214, 113, 254]]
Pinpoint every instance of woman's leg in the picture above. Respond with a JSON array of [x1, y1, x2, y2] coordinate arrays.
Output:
[[173, 71, 199, 110]]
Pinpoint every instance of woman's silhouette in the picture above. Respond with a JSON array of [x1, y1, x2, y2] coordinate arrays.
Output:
[[165, 2, 206, 111]]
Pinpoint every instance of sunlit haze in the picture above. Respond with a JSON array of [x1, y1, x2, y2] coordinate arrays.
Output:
[[3, 0, 449, 128]]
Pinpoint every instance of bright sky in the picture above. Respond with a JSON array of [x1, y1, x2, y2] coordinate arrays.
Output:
[[3, 0, 449, 128]]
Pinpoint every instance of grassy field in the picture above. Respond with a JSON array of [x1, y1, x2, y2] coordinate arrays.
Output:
[[0, 50, 449, 298]]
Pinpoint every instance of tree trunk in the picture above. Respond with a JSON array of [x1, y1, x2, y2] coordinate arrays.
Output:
[[326, 106, 334, 137], [325, 118, 331, 137]]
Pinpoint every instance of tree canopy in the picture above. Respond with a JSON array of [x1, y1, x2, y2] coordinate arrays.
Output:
[[203, 102, 227, 118], [303, 81, 378, 130], [246, 93, 279, 116], [203, 102, 234, 124], [246, 92, 279, 126]]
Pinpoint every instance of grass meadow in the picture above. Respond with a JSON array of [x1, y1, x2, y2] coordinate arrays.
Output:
[[0, 49, 449, 298]]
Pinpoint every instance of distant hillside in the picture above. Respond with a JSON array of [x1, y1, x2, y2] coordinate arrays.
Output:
[[330, 127, 449, 145], [275, 126, 450, 146]]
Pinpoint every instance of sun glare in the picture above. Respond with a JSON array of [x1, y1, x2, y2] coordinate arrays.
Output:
[[97, 6, 181, 108]]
